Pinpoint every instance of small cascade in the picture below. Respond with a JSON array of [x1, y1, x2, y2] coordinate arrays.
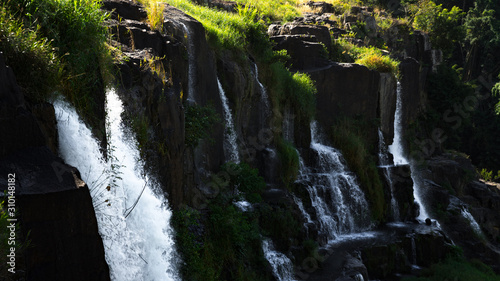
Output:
[[411, 235, 417, 265], [179, 22, 196, 102], [262, 239, 296, 281], [217, 78, 240, 163], [389, 82, 431, 221], [378, 129, 400, 221], [295, 121, 371, 242], [253, 62, 271, 111], [282, 105, 294, 143], [292, 194, 313, 225], [461, 208, 483, 236], [54, 90, 178, 281]]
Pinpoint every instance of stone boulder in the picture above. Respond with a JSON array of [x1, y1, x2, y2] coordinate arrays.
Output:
[[271, 35, 330, 71], [0, 148, 110, 281], [102, 0, 147, 21]]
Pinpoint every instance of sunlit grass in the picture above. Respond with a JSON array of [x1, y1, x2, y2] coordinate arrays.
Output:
[[137, 0, 164, 30]]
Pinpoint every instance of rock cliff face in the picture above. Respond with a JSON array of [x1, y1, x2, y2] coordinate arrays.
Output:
[[0, 53, 109, 280], [421, 154, 500, 272], [104, 1, 226, 208]]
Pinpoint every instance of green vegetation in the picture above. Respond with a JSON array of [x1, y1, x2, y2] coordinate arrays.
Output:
[[276, 138, 300, 189], [330, 117, 386, 222], [220, 162, 266, 203], [173, 163, 270, 281], [166, 0, 265, 52], [333, 40, 399, 75], [185, 104, 220, 147], [0, 6, 61, 102], [2, 0, 110, 129], [260, 58, 317, 123], [402, 256, 500, 281], [411, 0, 465, 57], [230, 0, 300, 21]]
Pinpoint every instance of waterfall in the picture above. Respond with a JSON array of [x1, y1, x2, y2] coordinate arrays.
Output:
[[217, 78, 240, 163], [295, 121, 371, 242], [180, 22, 196, 103], [388, 82, 408, 165], [389, 82, 430, 221], [292, 194, 313, 225], [461, 208, 483, 236], [253, 62, 271, 111], [262, 239, 296, 281], [411, 235, 417, 265], [54, 89, 178, 281], [378, 129, 400, 221]]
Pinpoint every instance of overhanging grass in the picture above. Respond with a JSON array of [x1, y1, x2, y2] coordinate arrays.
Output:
[[2, 0, 110, 129], [333, 39, 399, 75], [166, 0, 262, 52], [0, 6, 61, 102]]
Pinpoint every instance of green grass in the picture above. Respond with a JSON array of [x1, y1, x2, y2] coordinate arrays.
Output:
[[0, 6, 61, 102], [230, 0, 300, 22], [333, 39, 399, 75], [402, 256, 500, 281], [330, 117, 386, 222], [2, 0, 110, 129], [276, 138, 300, 189], [185, 103, 220, 147], [173, 163, 270, 281], [166, 0, 264, 52]]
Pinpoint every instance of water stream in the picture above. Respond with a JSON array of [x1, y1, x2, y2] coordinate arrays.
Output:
[[262, 239, 296, 281], [296, 121, 371, 242], [179, 22, 196, 103], [378, 129, 400, 221], [54, 90, 178, 281], [388, 82, 430, 221], [217, 78, 240, 163]]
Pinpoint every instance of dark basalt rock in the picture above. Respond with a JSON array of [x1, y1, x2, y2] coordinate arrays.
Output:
[[307, 62, 380, 145], [102, 0, 147, 21]]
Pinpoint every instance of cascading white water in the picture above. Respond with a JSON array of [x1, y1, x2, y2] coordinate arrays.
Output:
[[295, 121, 371, 241], [461, 208, 483, 236], [262, 239, 296, 281], [217, 78, 240, 163], [253, 62, 271, 111], [54, 89, 178, 281], [411, 236, 417, 265], [388, 82, 408, 165], [179, 22, 196, 103], [378, 129, 400, 221], [292, 194, 313, 225], [388, 82, 430, 221]]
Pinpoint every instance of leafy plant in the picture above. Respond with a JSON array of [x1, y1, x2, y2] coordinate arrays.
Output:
[[185, 103, 220, 147]]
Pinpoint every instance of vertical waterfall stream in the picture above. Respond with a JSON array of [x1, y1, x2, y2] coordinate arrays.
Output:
[[217, 78, 240, 163], [378, 129, 400, 221], [388, 82, 430, 221], [54, 89, 178, 281]]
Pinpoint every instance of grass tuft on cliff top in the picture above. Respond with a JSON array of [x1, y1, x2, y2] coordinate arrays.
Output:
[[2, 0, 110, 129]]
